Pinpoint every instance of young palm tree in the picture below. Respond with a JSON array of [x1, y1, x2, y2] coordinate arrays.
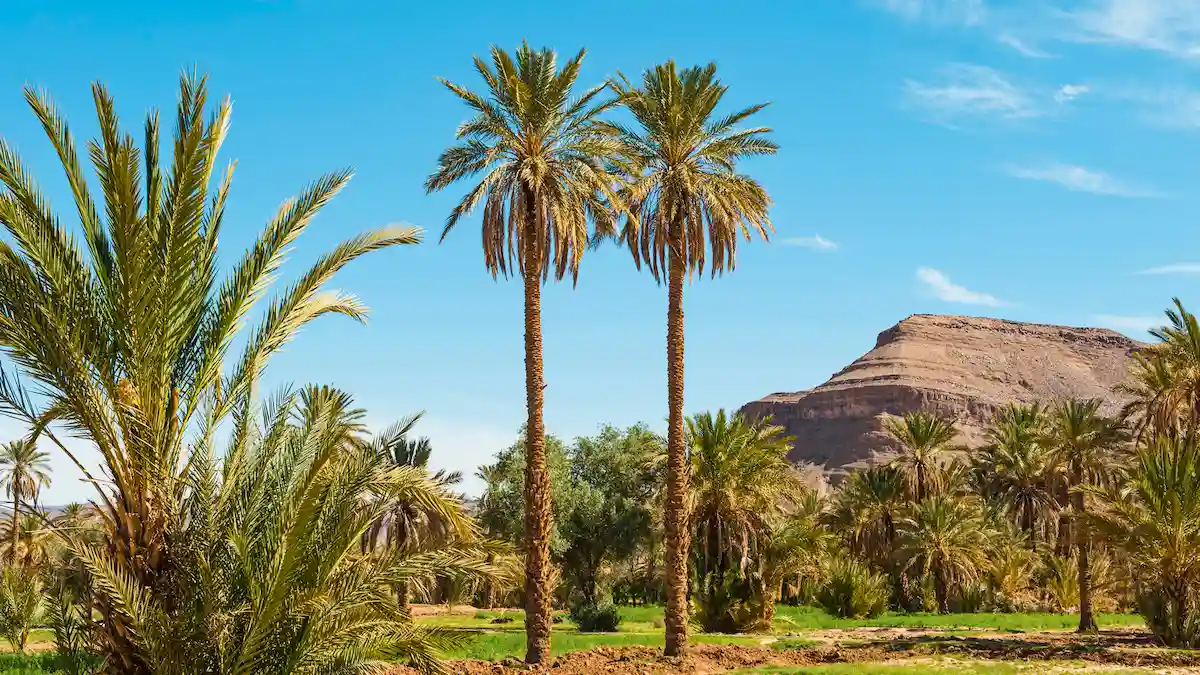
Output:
[[81, 385, 497, 675], [881, 411, 959, 502], [896, 496, 991, 613], [364, 412, 464, 608], [826, 465, 905, 571], [0, 440, 49, 563], [977, 403, 1058, 551], [425, 43, 622, 665], [1043, 398, 1126, 633], [687, 410, 803, 632], [0, 73, 418, 674], [607, 62, 776, 655], [1087, 432, 1200, 646]]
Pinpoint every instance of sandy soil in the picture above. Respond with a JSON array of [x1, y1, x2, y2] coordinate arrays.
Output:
[[388, 631, 1200, 674]]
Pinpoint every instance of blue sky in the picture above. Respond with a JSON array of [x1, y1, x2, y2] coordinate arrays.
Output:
[[1, 0, 1197, 502]]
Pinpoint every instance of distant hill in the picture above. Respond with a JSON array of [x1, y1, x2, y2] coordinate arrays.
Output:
[[740, 314, 1142, 477]]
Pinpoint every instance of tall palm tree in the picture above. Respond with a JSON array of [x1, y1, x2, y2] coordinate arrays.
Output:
[[1043, 398, 1126, 633], [0, 440, 50, 563], [425, 43, 622, 664], [881, 411, 959, 502], [0, 73, 417, 674], [896, 496, 992, 613], [607, 62, 776, 655], [977, 403, 1059, 551]]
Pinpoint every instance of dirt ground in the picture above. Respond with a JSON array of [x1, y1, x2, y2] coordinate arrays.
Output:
[[388, 631, 1200, 674]]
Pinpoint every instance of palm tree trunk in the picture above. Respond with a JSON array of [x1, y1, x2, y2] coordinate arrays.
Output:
[[934, 568, 951, 614], [1073, 471, 1097, 633], [522, 198, 553, 666], [663, 239, 690, 658], [9, 491, 17, 564]]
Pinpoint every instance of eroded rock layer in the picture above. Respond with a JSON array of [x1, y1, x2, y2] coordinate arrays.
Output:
[[740, 314, 1143, 474]]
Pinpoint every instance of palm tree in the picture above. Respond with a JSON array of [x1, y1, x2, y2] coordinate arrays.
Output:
[[826, 465, 905, 572], [896, 496, 992, 613], [0, 73, 417, 674], [977, 403, 1059, 551], [0, 440, 50, 563], [607, 62, 776, 655], [96, 385, 498, 674], [881, 411, 959, 502], [425, 43, 622, 664], [687, 410, 803, 632], [364, 411, 464, 608], [1119, 299, 1200, 439], [1043, 398, 1126, 633], [1087, 432, 1200, 646]]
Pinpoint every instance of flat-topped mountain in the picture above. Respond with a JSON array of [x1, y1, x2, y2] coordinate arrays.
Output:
[[740, 314, 1144, 475]]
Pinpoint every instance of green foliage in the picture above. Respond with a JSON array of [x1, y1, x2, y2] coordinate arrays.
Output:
[[46, 590, 93, 675], [0, 568, 43, 653], [559, 425, 663, 604], [688, 410, 805, 632], [815, 558, 889, 619], [1089, 432, 1200, 646], [476, 430, 575, 556], [568, 602, 622, 632]]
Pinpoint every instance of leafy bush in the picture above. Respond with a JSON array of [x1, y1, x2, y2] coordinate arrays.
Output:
[[569, 602, 621, 632], [816, 558, 889, 619]]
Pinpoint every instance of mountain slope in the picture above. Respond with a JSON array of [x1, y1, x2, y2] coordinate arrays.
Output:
[[740, 314, 1143, 474]]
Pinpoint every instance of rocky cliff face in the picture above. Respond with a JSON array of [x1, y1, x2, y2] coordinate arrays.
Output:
[[740, 314, 1143, 475]]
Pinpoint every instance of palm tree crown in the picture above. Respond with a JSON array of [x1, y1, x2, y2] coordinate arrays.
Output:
[[881, 411, 959, 502], [425, 42, 623, 282], [607, 61, 777, 279], [0, 440, 49, 511]]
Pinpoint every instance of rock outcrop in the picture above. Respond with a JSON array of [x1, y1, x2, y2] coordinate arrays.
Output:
[[740, 314, 1143, 475]]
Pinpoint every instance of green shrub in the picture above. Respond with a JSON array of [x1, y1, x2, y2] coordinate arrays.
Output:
[[816, 558, 888, 619], [569, 602, 622, 632]]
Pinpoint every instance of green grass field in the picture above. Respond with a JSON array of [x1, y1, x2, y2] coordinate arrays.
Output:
[[415, 605, 1146, 662]]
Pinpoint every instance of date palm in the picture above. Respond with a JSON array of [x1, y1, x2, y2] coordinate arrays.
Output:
[[881, 411, 959, 502], [364, 412, 464, 608], [0, 440, 49, 563], [1120, 299, 1199, 439], [686, 410, 803, 633], [1086, 432, 1200, 647], [977, 403, 1059, 551], [89, 385, 496, 675], [1043, 398, 1126, 633], [896, 496, 991, 613], [0, 73, 418, 674], [425, 43, 622, 664], [826, 465, 905, 571], [606, 62, 776, 655]]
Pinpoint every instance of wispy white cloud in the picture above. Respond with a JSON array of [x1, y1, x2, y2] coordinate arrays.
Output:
[[998, 33, 1055, 57], [1093, 314, 1161, 335], [1004, 163, 1164, 197], [782, 234, 838, 251], [874, 0, 987, 26], [916, 267, 1010, 307], [904, 64, 1043, 123], [1055, 83, 1090, 103], [1063, 0, 1200, 59], [1138, 262, 1200, 275]]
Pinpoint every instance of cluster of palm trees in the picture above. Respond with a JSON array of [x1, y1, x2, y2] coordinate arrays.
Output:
[[426, 43, 775, 662], [0, 70, 519, 674]]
